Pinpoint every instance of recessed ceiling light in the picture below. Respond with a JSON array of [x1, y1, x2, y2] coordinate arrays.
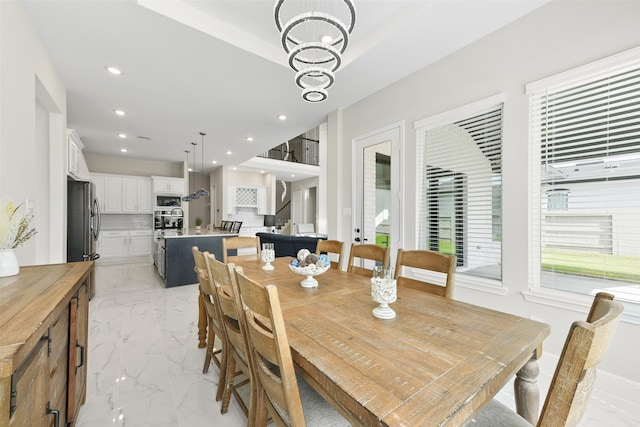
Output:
[[211, 160, 217, 164], [278, 114, 287, 121], [113, 109, 126, 116], [188, 168, 193, 172], [260, 170, 265, 174], [118, 133, 127, 139], [106, 66, 122, 75], [291, 174, 295, 177], [226, 150, 232, 155], [232, 167, 237, 170], [120, 148, 127, 153], [246, 136, 254, 142]]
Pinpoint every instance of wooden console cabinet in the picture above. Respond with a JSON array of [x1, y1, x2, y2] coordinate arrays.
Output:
[[0, 262, 93, 427]]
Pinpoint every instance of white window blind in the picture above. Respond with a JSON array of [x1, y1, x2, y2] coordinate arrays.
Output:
[[416, 102, 503, 281], [528, 51, 640, 303]]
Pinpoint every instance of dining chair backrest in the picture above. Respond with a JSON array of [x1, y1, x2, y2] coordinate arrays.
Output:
[[206, 253, 256, 419], [537, 292, 623, 426], [394, 249, 457, 299], [220, 220, 232, 231], [231, 221, 243, 233], [347, 243, 389, 277], [316, 239, 344, 270], [222, 236, 261, 263], [234, 270, 306, 426], [192, 247, 227, 400]]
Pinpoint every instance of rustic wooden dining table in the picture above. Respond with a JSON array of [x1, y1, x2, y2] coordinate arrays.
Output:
[[201, 257, 550, 426]]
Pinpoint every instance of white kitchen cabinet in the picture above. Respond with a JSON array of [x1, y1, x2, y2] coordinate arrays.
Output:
[[99, 231, 128, 258], [122, 177, 152, 213], [91, 173, 152, 214], [93, 174, 105, 211], [257, 187, 268, 215], [129, 230, 152, 256], [103, 176, 123, 213], [99, 230, 152, 259], [152, 176, 184, 195]]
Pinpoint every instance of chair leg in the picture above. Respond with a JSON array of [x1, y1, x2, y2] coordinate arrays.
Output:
[[203, 323, 215, 374], [253, 388, 269, 427], [220, 353, 237, 413], [215, 337, 228, 402]]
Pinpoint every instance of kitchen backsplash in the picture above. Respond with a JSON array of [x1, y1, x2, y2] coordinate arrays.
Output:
[[101, 214, 153, 230]]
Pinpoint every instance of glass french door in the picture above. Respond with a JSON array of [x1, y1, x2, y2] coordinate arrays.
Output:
[[353, 124, 402, 268]]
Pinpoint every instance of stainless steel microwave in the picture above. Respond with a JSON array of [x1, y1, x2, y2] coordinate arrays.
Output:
[[155, 194, 181, 208]]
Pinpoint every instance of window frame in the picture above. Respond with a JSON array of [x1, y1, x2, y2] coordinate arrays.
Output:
[[414, 93, 507, 295], [525, 46, 640, 325]]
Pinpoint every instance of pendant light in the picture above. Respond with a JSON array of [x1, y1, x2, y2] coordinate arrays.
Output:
[[198, 132, 210, 197], [181, 150, 191, 202], [190, 142, 200, 200]]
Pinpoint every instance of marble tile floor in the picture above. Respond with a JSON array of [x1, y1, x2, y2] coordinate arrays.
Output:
[[77, 260, 639, 427]]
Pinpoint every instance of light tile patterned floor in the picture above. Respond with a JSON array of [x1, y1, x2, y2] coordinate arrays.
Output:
[[77, 260, 639, 426]]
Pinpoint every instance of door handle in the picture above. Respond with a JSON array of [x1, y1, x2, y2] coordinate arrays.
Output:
[[354, 237, 361, 242], [75, 341, 85, 374]]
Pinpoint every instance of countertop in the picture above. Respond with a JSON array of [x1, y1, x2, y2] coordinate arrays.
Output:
[[159, 229, 237, 239]]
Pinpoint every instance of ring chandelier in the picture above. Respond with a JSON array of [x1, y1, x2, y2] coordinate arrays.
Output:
[[274, 0, 356, 102]]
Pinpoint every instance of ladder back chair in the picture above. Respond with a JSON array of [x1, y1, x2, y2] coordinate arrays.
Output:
[[231, 221, 243, 233], [234, 270, 349, 427], [192, 247, 227, 402], [222, 236, 261, 263], [205, 254, 255, 420], [347, 243, 389, 277], [468, 292, 624, 427], [315, 239, 344, 270], [394, 249, 457, 299]]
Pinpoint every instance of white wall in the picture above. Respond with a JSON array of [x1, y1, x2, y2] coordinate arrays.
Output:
[[0, 2, 67, 265], [85, 152, 183, 177], [328, 0, 640, 383]]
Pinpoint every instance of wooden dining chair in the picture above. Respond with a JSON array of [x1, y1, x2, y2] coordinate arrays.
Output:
[[234, 269, 349, 427], [205, 253, 255, 421], [222, 236, 261, 263], [231, 220, 243, 233], [192, 247, 227, 402], [315, 239, 344, 270], [394, 249, 457, 299], [468, 292, 624, 427], [347, 243, 389, 277]]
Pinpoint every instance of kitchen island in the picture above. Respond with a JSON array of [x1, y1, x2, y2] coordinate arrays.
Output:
[[158, 229, 238, 287]]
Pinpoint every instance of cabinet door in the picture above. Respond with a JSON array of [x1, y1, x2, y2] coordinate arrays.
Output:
[[122, 178, 138, 213], [103, 176, 123, 213], [169, 179, 184, 194], [50, 308, 70, 425], [257, 187, 268, 215], [100, 234, 128, 258], [129, 235, 151, 256], [153, 177, 170, 193], [137, 178, 153, 213], [10, 339, 50, 427], [227, 186, 236, 214], [93, 174, 105, 211], [67, 283, 88, 424]]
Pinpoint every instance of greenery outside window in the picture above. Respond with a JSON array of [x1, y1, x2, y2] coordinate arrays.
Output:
[[527, 47, 640, 315]]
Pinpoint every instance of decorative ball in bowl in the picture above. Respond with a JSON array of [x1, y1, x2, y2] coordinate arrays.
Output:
[[289, 250, 330, 288]]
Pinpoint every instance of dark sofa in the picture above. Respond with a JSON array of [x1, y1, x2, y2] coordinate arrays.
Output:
[[256, 232, 326, 258]]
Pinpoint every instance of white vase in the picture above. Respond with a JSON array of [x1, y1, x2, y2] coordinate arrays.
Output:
[[0, 249, 19, 277]]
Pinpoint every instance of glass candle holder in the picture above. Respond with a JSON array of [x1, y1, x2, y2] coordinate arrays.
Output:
[[371, 266, 396, 319], [261, 243, 275, 270]]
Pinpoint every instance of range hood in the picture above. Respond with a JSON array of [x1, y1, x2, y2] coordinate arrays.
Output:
[[67, 129, 93, 182]]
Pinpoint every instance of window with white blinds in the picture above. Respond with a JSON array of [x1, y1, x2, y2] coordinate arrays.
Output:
[[415, 99, 503, 281], [528, 48, 640, 304]]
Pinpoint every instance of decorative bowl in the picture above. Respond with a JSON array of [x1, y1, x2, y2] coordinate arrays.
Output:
[[289, 264, 330, 288]]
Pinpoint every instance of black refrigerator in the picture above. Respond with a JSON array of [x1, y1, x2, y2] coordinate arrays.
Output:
[[67, 180, 101, 261]]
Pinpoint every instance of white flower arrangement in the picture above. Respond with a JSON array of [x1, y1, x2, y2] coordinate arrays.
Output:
[[0, 200, 37, 249]]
